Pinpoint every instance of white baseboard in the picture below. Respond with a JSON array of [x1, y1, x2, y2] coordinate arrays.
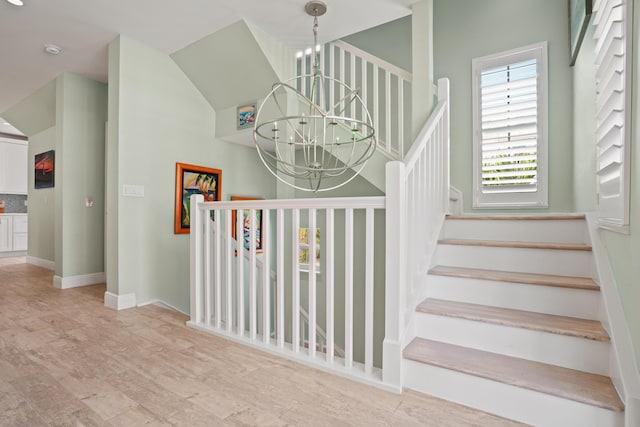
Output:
[[53, 272, 106, 289], [0, 250, 26, 258], [104, 291, 136, 310], [26, 256, 55, 270]]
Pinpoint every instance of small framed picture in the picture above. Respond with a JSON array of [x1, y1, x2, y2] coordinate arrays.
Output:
[[237, 103, 256, 130], [231, 196, 264, 253]]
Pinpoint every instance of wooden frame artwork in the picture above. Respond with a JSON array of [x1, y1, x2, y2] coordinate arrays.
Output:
[[569, 0, 593, 66], [174, 162, 221, 234], [231, 196, 264, 253]]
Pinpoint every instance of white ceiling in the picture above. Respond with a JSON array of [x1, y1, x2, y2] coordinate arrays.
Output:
[[0, 0, 414, 116]]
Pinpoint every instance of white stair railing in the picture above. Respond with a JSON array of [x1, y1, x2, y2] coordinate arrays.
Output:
[[297, 40, 412, 159], [189, 78, 450, 392], [383, 78, 450, 388], [189, 196, 386, 386]]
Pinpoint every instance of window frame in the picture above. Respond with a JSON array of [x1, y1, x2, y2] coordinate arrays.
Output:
[[471, 41, 549, 209]]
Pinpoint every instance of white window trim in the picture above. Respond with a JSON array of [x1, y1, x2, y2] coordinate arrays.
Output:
[[472, 41, 549, 209]]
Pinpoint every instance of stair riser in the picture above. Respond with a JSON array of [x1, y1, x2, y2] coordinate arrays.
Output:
[[414, 313, 610, 375], [426, 275, 600, 320], [434, 245, 594, 277], [404, 360, 624, 427], [441, 219, 588, 243]]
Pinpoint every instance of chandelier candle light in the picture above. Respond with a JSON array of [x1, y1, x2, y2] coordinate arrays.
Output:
[[253, 1, 377, 193]]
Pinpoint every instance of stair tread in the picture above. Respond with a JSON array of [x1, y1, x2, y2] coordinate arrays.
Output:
[[438, 238, 592, 251], [429, 265, 600, 291], [417, 298, 609, 342], [404, 338, 624, 412], [446, 214, 586, 221]]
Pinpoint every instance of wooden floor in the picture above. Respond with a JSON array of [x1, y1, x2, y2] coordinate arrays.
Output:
[[0, 257, 526, 427]]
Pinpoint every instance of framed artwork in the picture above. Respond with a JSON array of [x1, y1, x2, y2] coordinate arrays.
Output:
[[569, 0, 593, 66], [237, 103, 256, 130], [174, 162, 221, 234], [34, 150, 55, 189], [231, 196, 263, 253]]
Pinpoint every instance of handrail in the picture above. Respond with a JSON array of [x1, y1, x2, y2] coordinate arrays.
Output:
[[404, 99, 447, 171], [200, 196, 385, 211], [332, 40, 412, 82]]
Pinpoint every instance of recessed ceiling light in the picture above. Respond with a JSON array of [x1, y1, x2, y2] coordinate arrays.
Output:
[[6, 0, 24, 6], [44, 44, 62, 55]]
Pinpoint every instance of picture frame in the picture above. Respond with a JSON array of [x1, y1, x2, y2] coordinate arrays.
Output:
[[237, 103, 256, 130], [569, 0, 593, 66], [231, 196, 264, 253], [34, 150, 55, 189], [174, 162, 221, 234]]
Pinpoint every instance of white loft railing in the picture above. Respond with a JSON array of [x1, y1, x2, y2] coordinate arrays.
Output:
[[189, 78, 450, 391], [297, 40, 412, 160], [189, 196, 386, 386]]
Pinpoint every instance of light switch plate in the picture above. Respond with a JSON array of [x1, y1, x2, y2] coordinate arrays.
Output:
[[122, 184, 145, 198]]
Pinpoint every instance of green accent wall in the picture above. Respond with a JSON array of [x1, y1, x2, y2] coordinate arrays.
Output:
[[342, 15, 412, 73], [107, 35, 276, 312], [27, 126, 56, 263], [434, 0, 573, 213], [55, 73, 107, 278]]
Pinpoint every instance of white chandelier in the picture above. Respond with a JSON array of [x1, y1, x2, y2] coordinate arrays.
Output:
[[253, 1, 377, 193]]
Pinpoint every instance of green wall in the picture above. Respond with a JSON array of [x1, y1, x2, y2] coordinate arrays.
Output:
[[107, 35, 276, 312], [572, 6, 640, 368], [434, 0, 573, 213], [55, 73, 107, 278], [27, 126, 56, 263], [342, 15, 412, 72]]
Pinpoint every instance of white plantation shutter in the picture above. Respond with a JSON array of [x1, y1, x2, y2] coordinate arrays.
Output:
[[593, 0, 631, 233], [472, 43, 548, 208]]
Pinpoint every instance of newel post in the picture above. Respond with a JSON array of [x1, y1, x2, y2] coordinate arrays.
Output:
[[383, 160, 406, 390], [190, 194, 204, 323]]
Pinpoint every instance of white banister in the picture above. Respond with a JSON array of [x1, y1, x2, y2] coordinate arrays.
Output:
[[297, 40, 412, 160], [188, 77, 450, 394]]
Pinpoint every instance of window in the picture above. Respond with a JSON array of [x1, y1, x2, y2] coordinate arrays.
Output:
[[299, 228, 320, 273], [472, 42, 548, 208]]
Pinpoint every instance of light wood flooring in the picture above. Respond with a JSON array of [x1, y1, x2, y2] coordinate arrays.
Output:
[[0, 257, 526, 427]]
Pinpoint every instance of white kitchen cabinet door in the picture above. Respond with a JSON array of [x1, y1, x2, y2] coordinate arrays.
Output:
[[0, 138, 28, 195], [0, 216, 13, 252]]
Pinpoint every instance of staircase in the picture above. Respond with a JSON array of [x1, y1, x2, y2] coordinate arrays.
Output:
[[403, 214, 625, 427]]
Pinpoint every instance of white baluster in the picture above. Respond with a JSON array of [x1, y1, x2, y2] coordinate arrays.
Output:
[[262, 209, 270, 345], [345, 208, 354, 369], [365, 208, 374, 375], [361, 58, 367, 123], [189, 194, 204, 324], [398, 77, 404, 157], [225, 209, 233, 332], [292, 208, 300, 353], [350, 52, 356, 118], [325, 208, 335, 363], [277, 209, 285, 347], [214, 212, 221, 329], [236, 208, 244, 336], [373, 65, 380, 148], [385, 70, 392, 154], [308, 209, 317, 358], [204, 211, 211, 326], [249, 209, 257, 340]]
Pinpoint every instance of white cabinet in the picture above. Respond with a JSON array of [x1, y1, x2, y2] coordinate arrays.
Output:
[[12, 215, 28, 251], [0, 215, 13, 252], [0, 215, 27, 253], [0, 138, 28, 195]]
